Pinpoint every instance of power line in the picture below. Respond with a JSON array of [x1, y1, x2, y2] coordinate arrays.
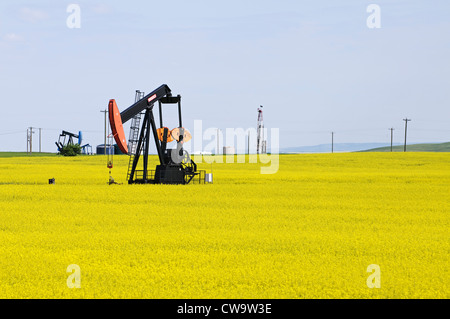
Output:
[[0, 130, 24, 136]]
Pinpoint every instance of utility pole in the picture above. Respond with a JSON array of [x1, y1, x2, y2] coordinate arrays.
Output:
[[39, 128, 42, 153], [331, 132, 334, 153], [389, 128, 394, 152], [247, 132, 250, 155], [403, 118, 411, 152], [27, 127, 35, 154], [100, 109, 108, 149], [257, 106, 265, 154], [216, 128, 222, 155]]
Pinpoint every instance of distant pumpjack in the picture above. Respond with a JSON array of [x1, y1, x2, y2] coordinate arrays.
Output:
[[55, 130, 82, 152]]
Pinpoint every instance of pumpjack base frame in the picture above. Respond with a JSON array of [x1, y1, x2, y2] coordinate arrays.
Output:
[[129, 167, 206, 185]]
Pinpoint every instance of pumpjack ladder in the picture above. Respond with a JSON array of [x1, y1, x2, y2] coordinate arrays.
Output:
[[126, 90, 145, 180]]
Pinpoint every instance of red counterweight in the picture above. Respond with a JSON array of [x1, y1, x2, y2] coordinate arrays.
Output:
[[108, 99, 128, 154]]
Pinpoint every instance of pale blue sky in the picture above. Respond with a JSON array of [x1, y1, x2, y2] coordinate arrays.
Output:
[[0, 1, 449, 152]]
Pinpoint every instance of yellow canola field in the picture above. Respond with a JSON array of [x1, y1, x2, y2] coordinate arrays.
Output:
[[0, 153, 448, 298]]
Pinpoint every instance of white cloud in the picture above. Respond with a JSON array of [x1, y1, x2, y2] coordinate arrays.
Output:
[[3, 33, 23, 42], [92, 4, 113, 15], [19, 7, 49, 23]]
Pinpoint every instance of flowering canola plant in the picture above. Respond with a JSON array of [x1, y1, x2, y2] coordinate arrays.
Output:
[[0, 153, 448, 298]]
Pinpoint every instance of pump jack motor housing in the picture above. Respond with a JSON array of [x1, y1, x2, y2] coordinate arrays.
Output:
[[108, 84, 205, 185]]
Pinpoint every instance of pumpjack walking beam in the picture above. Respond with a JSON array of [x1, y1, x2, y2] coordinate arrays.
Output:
[[120, 85, 172, 124]]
